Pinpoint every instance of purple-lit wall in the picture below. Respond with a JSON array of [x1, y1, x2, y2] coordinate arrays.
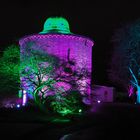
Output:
[[92, 85, 115, 102], [20, 34, 93, 71], [19, 34, 93, 95]]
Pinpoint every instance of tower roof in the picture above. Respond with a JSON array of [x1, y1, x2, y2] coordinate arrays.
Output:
[[19, 16, 94, 47], [40, 17, 71, 34]]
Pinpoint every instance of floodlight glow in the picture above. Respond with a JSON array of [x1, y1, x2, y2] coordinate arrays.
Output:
[[79, 109, 82, 113], [22, 92, 27, 106], [23, 90, 26, 94], [97, 100, 101, 103], [16, 104, 20, 108]]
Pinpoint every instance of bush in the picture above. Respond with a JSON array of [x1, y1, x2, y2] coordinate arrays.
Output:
[[43, 91, 87, 116]]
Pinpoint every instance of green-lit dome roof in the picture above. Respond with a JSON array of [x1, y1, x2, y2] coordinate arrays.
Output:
[[40, 17, 71, 34]]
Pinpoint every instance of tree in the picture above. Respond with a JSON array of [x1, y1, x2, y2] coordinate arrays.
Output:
[[108, 19, 140, 103], [20, 48, 59, 109], [0, 44, 20, 96]]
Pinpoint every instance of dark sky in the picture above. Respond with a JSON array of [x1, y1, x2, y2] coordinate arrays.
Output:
[[0, 0, 140, 86]]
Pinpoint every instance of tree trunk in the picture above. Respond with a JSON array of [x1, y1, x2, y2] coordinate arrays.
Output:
[[136, 86, 140, 104]]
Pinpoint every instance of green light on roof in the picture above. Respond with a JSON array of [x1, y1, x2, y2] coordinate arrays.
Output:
[[40, 17, 71, 34]]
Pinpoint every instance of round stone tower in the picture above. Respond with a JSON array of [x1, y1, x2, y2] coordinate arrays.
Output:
[[19, 17, 94, 97]]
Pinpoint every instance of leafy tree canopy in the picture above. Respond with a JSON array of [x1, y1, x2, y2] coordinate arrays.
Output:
[[0, 44, 20, 96]]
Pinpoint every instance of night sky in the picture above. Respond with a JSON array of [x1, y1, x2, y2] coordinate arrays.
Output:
[[0, 0, 140, 86]]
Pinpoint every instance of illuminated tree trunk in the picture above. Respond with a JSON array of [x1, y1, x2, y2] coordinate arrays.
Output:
[[129, 67, 140, 104], [136, 86, 140, 104]]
